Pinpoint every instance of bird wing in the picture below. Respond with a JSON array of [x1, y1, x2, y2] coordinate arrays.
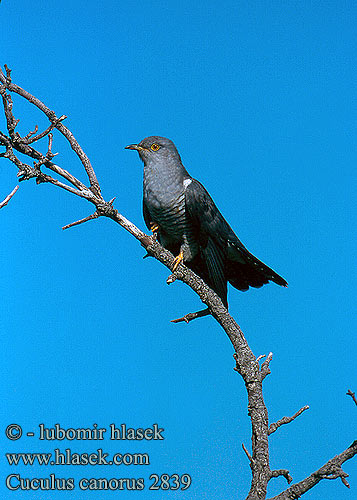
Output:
[[185, 179, 287, 298], [143, 199, 152, 230], [184, 179, 230, 305]]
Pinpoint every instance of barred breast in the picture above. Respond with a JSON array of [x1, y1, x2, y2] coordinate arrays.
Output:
[[143, 172, 198, 260]]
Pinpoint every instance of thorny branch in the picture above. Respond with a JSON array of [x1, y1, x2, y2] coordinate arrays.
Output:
[[1, 66, 355, 500]]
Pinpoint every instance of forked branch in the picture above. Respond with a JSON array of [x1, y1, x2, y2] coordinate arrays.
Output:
[[267, 441, 357, 500]]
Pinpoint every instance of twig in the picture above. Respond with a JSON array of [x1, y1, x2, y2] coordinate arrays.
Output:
[[0, 134, 35, 176], [270, 469, 293, 484], [27, 116, 66, 144], [260, 352, 273, 380], [63, 212, 99, 230], [33, 172, 88, 197], [0, 185, 19, 209], [0, 88, 87, 194], [347, 389, 357, 407], [23, 124, 38, 142], [0, 137, 87, 198], [0, 82, 19, 138], [268, 405, 309, 435], [0, 66, 100, 196], [46, 162, 89, 192], [171, 308, 210, 323], [242, 443, 253, 463]]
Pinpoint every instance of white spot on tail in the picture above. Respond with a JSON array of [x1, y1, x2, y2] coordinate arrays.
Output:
[[183, 178, 192, 190]]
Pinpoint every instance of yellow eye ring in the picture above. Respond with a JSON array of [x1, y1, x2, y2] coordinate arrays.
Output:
[[150, 143, 161, 151]]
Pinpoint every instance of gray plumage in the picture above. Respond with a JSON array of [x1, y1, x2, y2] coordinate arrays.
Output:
[[126, 136, 287, 307]]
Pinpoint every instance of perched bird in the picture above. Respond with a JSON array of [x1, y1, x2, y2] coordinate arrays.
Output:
[[126, 136, 287, 308]]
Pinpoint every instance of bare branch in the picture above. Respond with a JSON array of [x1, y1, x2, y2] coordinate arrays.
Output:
[[0, 67, 100, 196], [63, 212, 99, 230], [270, 469, 292, 484], [0, 138, 86, 198], [347, 389, 357, 406], [0, 185, 19, 209], [242, 443, 254, 463], [4, 64, 12, 80], [23, 124, 39, 142], [0, 93, 87, 192], [27, 115, 67, 144], [268, 405, 310, 435], [34, 172, 88, 197], [32, 133, 58, 169], [0, 133, 35, 177], [260, 352, 273, 380], [171, 308, 210, 323], [0, 83, 19, 138], [267, 441, 357, 500], [46, 162, 89, 192]]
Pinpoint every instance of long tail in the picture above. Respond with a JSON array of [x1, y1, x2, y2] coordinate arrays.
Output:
[[226, 244, 287, 292]]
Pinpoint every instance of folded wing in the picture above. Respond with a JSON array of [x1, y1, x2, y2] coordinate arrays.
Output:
[[184, 179, 287, 306]]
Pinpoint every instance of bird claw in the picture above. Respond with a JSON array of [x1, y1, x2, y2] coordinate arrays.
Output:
[[172, 250, 184, 272], [150, 223, 160, 240]]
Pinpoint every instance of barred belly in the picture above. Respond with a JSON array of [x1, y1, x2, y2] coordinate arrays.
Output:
[[146, 191, 197, 262], [149, 191, 185, 239]]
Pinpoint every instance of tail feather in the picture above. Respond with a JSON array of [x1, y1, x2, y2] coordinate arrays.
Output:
[[226, 244, 287, 292]]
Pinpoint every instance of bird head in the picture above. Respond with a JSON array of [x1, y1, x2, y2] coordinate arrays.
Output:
[[125, 136, 182, 165]]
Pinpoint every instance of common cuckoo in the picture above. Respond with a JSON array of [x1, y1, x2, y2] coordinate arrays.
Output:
[[126, 136, 287, 307]]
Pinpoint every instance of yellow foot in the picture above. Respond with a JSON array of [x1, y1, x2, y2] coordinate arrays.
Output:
[[172, 250, 184, 272], [150, 223, 160, 239]]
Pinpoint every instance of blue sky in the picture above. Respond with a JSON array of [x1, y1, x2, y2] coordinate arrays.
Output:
[[0, 1, 356, 498]]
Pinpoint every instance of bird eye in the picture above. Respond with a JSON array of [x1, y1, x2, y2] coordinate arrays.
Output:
[[150, 143, 161, 151]]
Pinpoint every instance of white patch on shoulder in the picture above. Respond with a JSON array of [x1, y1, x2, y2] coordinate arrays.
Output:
[[183, 178, 193, 190]]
